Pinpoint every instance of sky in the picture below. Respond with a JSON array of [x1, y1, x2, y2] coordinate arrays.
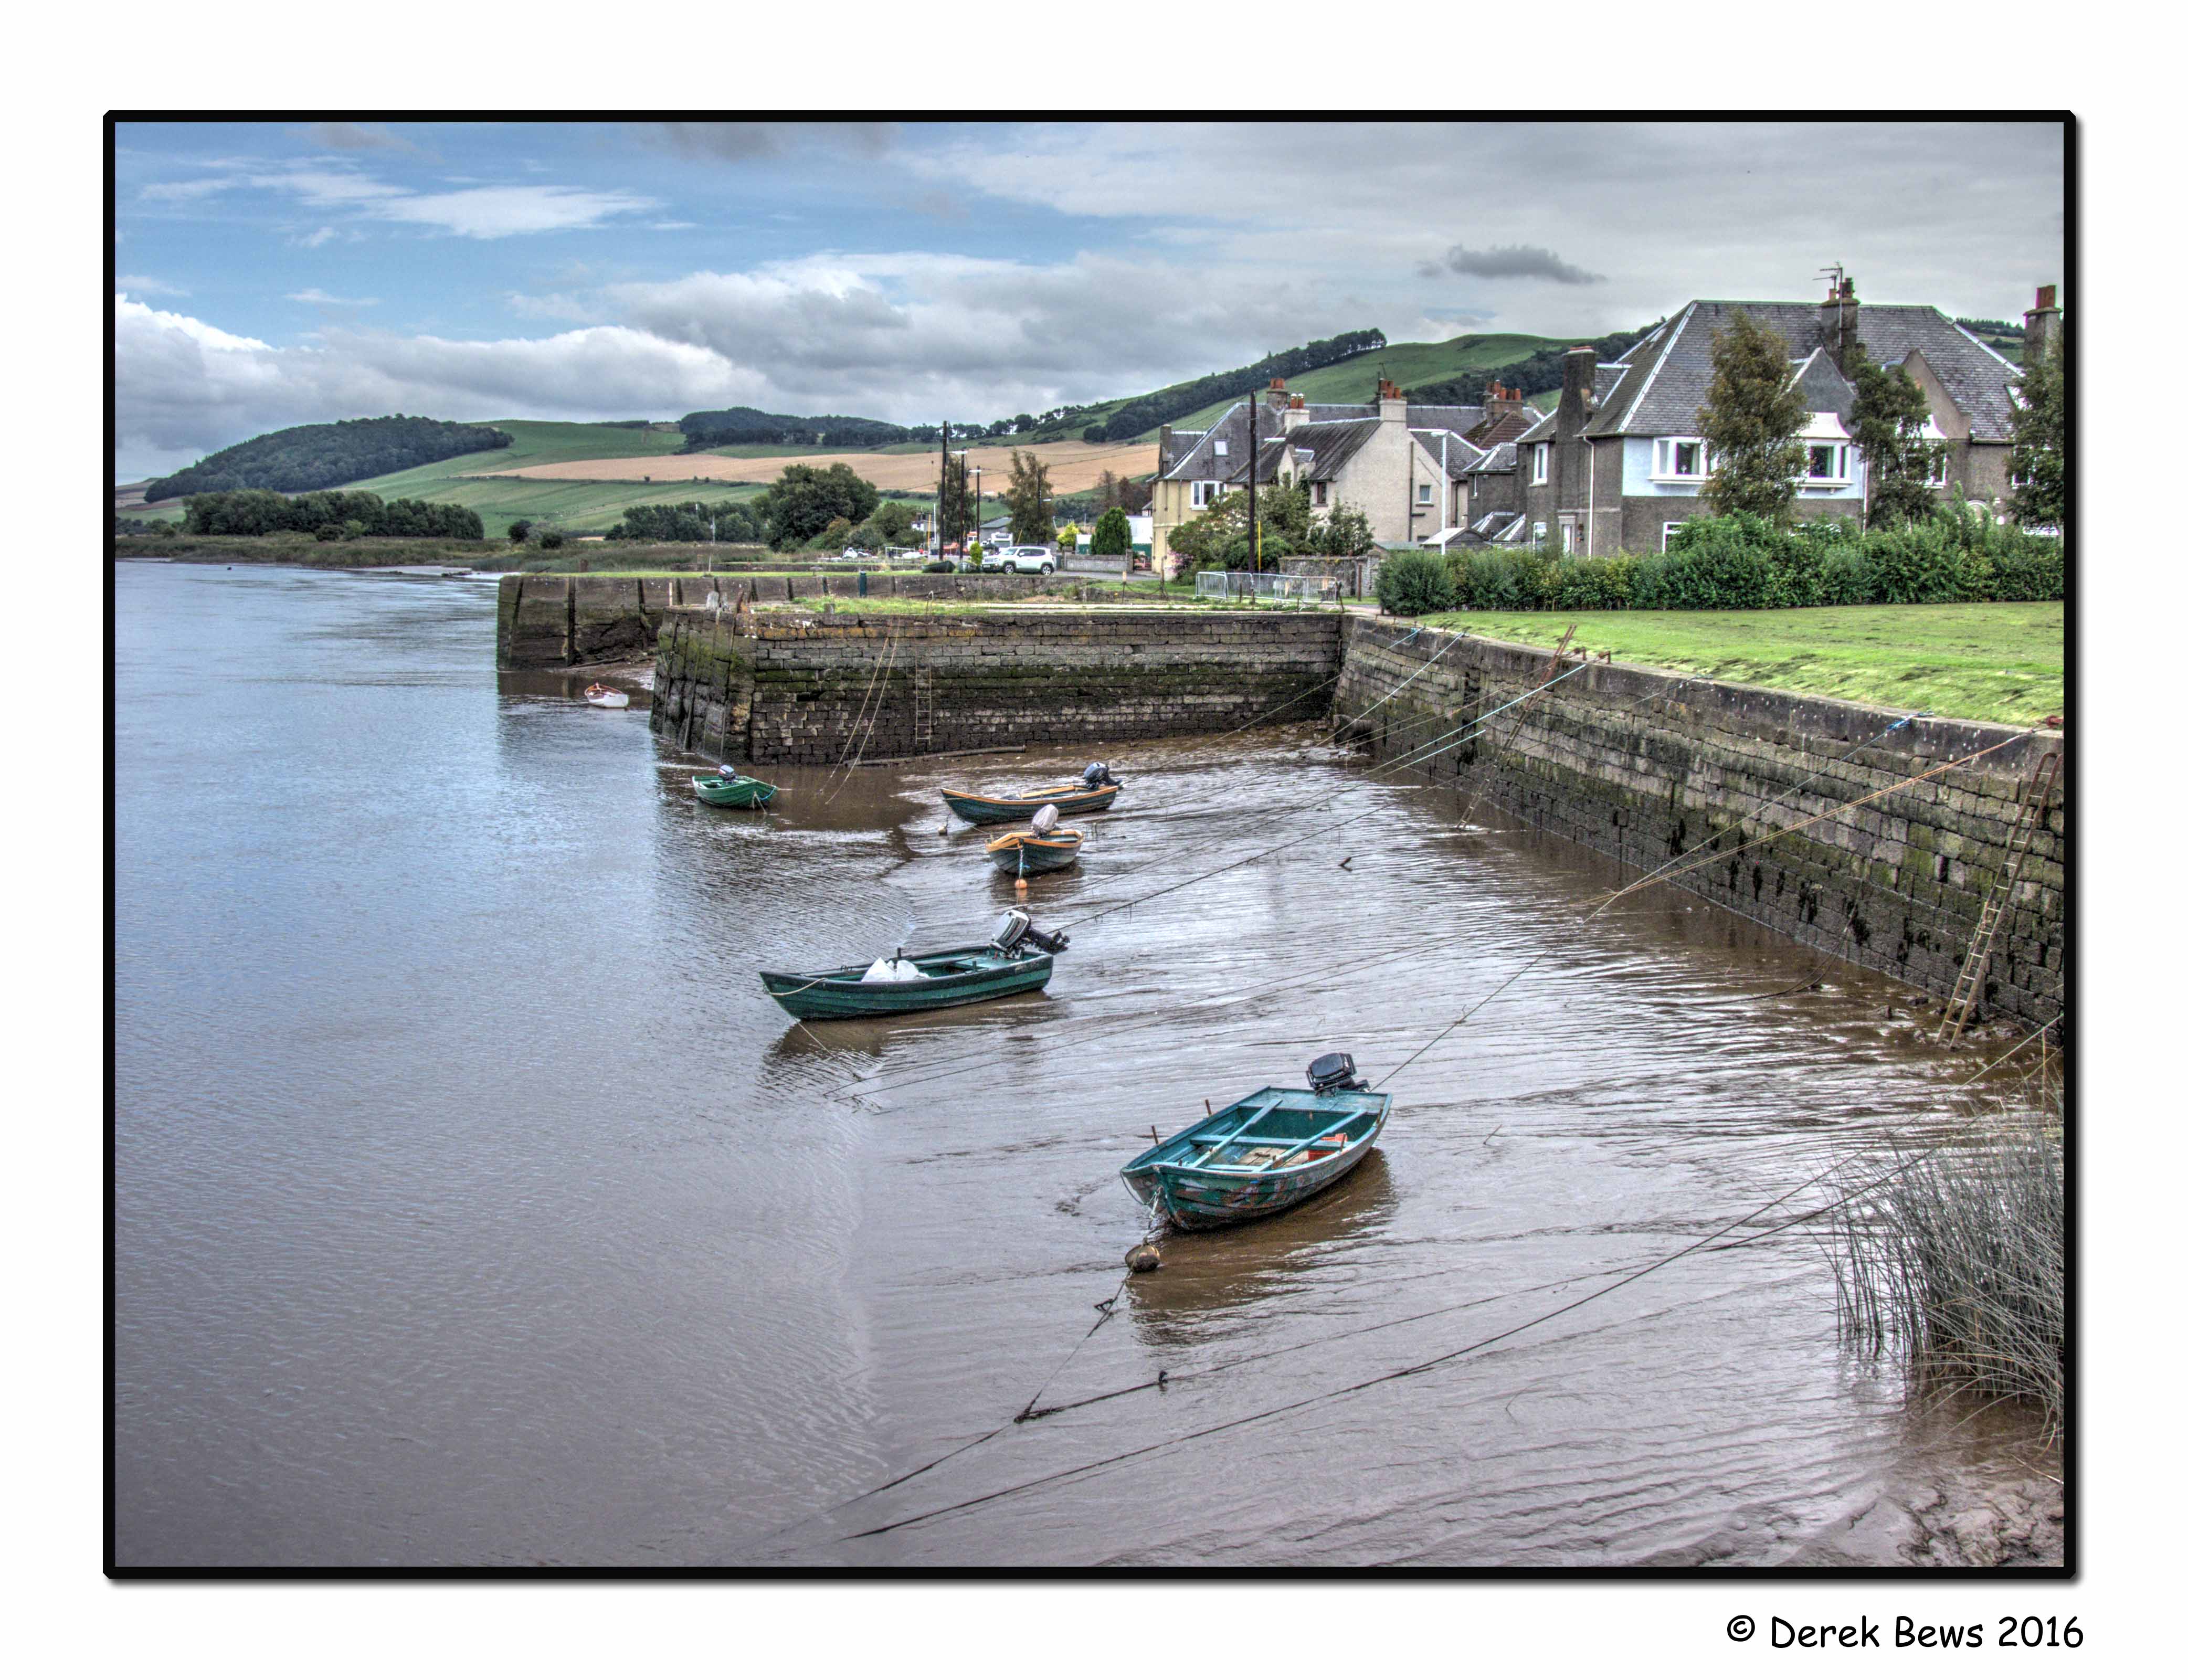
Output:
[[111, 119, 2066, 480]]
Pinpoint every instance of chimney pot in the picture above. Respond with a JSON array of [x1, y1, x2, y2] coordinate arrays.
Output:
[[2035, 284, 2056, 312], [1269, 376, 1286, 390]]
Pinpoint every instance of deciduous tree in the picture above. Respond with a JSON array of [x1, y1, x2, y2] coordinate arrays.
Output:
[[1005, 448, 1055, 544], [1847, 346, 1947, 529], [2007, 340, 2065, 532], [1698, 310, 1808, 523]]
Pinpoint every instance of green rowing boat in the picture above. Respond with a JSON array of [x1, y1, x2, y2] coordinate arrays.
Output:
[[693, 766, 777, 808], [943, 760, 1122, 826], [760, 910, 1069, 1021]]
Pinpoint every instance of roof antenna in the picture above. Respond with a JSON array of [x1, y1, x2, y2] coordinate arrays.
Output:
[[1816, 262, 1846, 299]]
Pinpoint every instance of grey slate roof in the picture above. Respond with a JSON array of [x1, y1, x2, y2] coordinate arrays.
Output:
[[1159, 399, 1291, 483], [1514, 408, 1558, 446], [1303, 403, 1376, 421], [1595, 299, 2022, 441], [1283, 418, 1379, 482], [1410, 429, 1487, 472], [1407, 403, 1488, 434], [1790, 348, 1857, 420], [1470, 441, 1517, 474]]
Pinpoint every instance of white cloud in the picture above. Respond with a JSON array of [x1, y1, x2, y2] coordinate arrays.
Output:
[[286, 288, 379, 307], [151, 159, 661, 241], [117, 273, 188, 297], [112, 294, 756, 479]]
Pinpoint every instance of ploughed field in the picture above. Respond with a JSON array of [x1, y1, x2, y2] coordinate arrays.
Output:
[[475, 437, 1161, 495]]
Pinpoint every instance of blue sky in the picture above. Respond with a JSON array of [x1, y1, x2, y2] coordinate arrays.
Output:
[[113, 120, 2066, 479]]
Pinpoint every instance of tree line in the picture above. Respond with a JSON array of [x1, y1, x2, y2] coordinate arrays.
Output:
[[182, 489, 485, 540], [147, 417, 511, 502], [1082, 329, 1387, 442]]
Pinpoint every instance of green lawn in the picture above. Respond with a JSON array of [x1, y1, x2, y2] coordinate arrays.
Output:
[[1420, 603, 2065, 724]]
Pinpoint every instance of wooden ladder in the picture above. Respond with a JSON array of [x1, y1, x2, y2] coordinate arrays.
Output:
[[1937, 748, 2062, 1044], [912, 664, 934, 755], [1455, 625, 1576, 829]]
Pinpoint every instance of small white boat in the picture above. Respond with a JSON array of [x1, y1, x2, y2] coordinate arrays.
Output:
[[584, 683, 630, 709]]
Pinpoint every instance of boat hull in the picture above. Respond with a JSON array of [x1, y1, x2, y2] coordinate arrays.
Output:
[[985, 830, 1083, 875], [943, 784, 1119, 825], [693, 774, 777, 808], [759, 943, 1053, 1021], [1121, 1087, 1390, 1230]]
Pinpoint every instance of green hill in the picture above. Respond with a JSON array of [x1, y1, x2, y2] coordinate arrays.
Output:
[[1160, 332, 1570, 433]]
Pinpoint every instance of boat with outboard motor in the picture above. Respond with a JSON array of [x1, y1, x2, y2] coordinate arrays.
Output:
[[943, 761, 1122, 826], [984, 802, 1083, 876], [584, 683, 630, 709], [1121, 1053, 1390, 1230], [759, 908, 1069, 1020], [692, 765, 778, 808]]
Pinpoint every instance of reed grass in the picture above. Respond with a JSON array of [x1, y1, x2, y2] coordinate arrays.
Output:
[[1830, 1119, 2065, 1430]]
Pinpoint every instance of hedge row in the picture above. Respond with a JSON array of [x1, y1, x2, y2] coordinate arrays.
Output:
[[1378, 509, 2064, 617]]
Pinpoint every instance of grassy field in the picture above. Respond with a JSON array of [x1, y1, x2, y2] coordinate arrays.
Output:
[[1420, 603, 2065, 724], [1165, 332, 1566, 433]]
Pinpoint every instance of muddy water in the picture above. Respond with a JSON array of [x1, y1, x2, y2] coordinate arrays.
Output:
[[113, 564, 2057, 1567]]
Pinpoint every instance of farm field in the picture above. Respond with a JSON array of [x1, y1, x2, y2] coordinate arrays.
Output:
[[1422, 602, 2065, 724], [477, 437, 1161, 496]]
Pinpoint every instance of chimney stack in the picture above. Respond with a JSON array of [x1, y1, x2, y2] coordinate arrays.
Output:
[[1483, 380, 1521, 421], [1282, 392, 1307, 434], [1560, 347, 1596, 425], [1377, 377, 1406, 426], [1822, 274, 1859, 374], [2023, 283, 2062, 367]]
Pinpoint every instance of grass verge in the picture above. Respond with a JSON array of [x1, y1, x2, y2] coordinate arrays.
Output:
[[1420, 603, 2064, 724]]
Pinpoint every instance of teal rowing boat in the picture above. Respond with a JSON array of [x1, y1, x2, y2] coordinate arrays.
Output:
[[943, 760, 1122, 826], [760, 910, 1069, 1021], [693, 766, 777, 808], [985, 827, 1083, 875], [1121, 1054, 1390, 1230]]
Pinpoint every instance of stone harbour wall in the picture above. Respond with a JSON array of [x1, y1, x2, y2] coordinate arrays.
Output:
[[649, 607, 1343, 767], [495, 572, 1177, 669], [1334, 621, 2066, 1029]]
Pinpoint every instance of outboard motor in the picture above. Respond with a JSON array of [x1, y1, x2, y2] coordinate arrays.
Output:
[[1031, 803, 1061, 835], [989, 907, 1069, 957], [719, 764, 738, 780], [1306, 1051, 1366, 1093], [1083, 760, 1120, 789]]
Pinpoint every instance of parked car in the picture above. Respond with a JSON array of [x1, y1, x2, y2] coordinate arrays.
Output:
[[981, 544, 1058, 575]]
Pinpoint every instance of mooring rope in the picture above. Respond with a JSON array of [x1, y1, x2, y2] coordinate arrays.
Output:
[[817, 627, 901, 805]]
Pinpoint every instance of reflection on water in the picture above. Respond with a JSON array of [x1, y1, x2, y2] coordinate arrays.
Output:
[[113, 564, 2058, 1568]]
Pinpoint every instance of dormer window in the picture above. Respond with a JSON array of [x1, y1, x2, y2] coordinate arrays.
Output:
[[1652, 437, 1708, 481]]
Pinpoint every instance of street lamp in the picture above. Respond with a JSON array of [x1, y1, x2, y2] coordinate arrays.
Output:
[[973, 464, 982, 546]]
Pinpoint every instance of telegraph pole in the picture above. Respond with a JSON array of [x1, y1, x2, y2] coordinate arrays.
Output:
[[1246, 391, 1259, 570], [938, 420, 949, 555]]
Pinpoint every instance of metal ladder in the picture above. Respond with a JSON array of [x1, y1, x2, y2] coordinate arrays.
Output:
[[912, 665, 934, 755], [1938, 748, 2062, 1044]]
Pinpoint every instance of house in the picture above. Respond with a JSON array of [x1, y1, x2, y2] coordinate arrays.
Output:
[[1072, 513, 1153, 556], [1511, 279, 2047, 556], [1149, 375, 1545, 570]]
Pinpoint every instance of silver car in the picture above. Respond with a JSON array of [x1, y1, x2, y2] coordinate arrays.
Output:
[[982, 544, 1058, 575]]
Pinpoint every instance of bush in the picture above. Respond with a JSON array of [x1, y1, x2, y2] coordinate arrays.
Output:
[[314, 523, 341, 542], [536, 526, 566, 551], [1377, 551, 1455, 616], [508, 519, 533, 543], [1089, 506, 1134, 556]]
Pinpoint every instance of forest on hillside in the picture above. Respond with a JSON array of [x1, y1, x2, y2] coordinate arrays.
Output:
[[1082, 329, 1388, 441], [146, 416, 512, 502]]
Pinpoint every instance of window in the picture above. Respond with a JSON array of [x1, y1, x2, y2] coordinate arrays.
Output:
[[1927, 450, 1950, 488], [1212, 440, 1228, 458], [1418, 482, 1434, 504], [1312, 481, 1329, 507], [1191, 480, 1222, 509], [1530, 442, 1549, 484], [1662, 522, 1684, 551], [1652, 437, 1708, 480], [1803, 442, 1849, 483]]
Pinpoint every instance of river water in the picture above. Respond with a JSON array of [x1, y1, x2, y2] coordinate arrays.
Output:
[[113, 563, 2057, 1567]]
